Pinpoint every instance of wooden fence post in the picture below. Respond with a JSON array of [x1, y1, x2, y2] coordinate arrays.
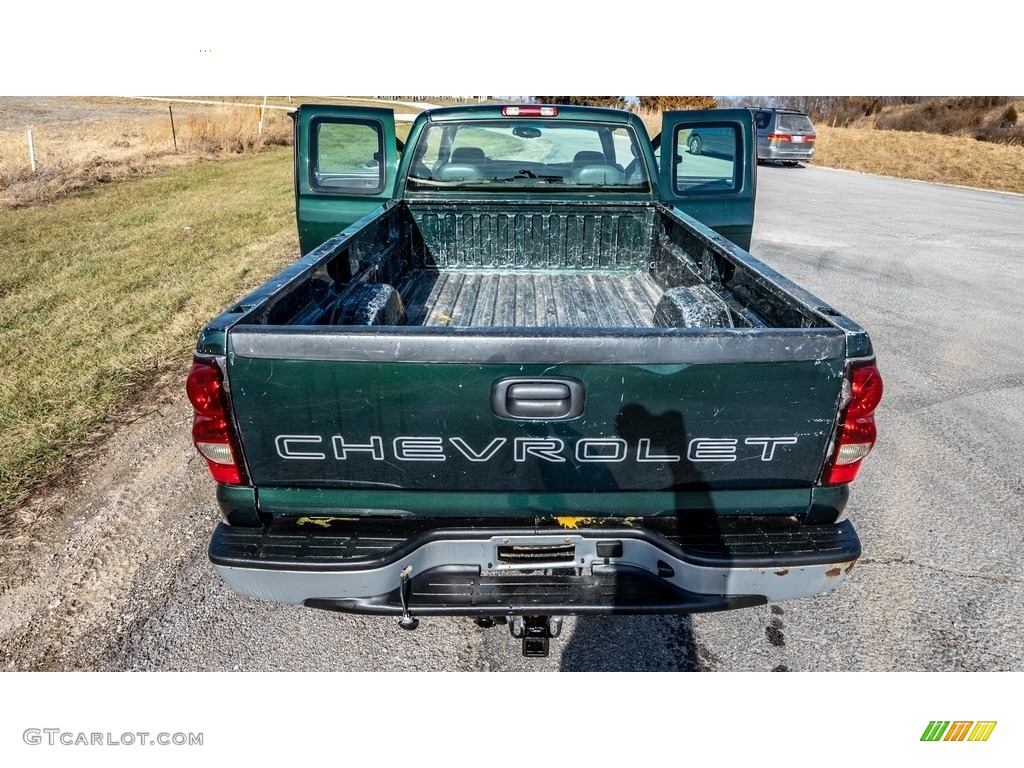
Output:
[[169, 105, 178, 151], [28, 129, 36, 173]]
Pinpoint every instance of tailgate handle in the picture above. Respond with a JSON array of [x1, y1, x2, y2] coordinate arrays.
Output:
[[492, 377, 584, 420]]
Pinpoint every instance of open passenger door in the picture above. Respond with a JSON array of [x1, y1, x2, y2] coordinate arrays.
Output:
[[657, 109, 756, 250], [295, 104, 400, 254]]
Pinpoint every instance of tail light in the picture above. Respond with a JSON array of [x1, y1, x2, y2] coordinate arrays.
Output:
[[768, 133, 792, 142], [822, 361, 883, 486], [186, 360, 246, 485]]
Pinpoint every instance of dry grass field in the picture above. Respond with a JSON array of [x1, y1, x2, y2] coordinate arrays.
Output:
[[813, 126, 1024, 193], [0, 97, 293, 208], [0, 96, 426, 209]]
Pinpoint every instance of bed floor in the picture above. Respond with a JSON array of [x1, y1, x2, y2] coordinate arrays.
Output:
[[397, 270, 664, 328]]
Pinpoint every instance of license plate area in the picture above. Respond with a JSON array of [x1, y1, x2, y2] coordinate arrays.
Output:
[[486, 535, 585, 571], [497, 543, 576, 566]]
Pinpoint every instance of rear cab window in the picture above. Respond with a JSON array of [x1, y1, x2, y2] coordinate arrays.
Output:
[[405, 120, 651, 193]]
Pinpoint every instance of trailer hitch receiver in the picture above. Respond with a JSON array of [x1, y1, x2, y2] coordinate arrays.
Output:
[[509, 615, 563, 658]]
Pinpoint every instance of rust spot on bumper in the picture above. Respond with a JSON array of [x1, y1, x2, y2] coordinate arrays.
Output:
[[825, 567, 842, 578], [774, 568, 790, 576]]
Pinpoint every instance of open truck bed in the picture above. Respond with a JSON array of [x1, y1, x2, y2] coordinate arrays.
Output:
[[227, 200, 850, 333]]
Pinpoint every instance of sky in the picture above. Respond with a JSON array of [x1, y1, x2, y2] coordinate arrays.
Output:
[[3, 3, 1015, 97]]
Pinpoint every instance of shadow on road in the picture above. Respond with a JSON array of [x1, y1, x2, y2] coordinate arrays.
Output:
[[559, 615, 706, 671], [758, 160, 807, 169]]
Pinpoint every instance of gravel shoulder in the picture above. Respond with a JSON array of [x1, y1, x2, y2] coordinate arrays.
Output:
[[0, 373, 212, 670]]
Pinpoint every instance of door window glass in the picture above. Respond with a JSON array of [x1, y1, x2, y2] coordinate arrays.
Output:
[[673, 125, 739, 194], [312, 119, 384, 193]]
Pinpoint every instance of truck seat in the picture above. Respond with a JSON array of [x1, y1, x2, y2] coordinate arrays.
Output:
[[570, 150, 606, 170], [572, 164, 625, 185], [434, 147, 489, 181], [434, 164, 484, 181], [569, 150, 625, 185], [451, 147, 488, 165]]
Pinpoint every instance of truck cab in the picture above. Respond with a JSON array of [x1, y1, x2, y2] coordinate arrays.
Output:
[[294, 103, 756, 252]]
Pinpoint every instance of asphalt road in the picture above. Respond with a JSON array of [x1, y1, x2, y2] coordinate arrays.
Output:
[[5, 162, 1022, 673], [737, 163, 1024, 671]]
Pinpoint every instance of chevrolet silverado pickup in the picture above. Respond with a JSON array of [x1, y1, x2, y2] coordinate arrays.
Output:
[[188, 103, 882, 656]]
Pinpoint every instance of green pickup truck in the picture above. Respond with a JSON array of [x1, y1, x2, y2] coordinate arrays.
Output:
[[188, 103, 882, 656]]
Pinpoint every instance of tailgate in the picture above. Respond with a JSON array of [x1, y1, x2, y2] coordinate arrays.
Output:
[[225, 327, 847, 511]]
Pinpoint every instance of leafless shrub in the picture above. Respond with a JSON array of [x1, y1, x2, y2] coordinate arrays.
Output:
[[635, 97, 718, 111], [176, 108, 290, 153], [532, 96, 629, 107], [975, 105, 1024, 146], [874, 96, 1016, 141]]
